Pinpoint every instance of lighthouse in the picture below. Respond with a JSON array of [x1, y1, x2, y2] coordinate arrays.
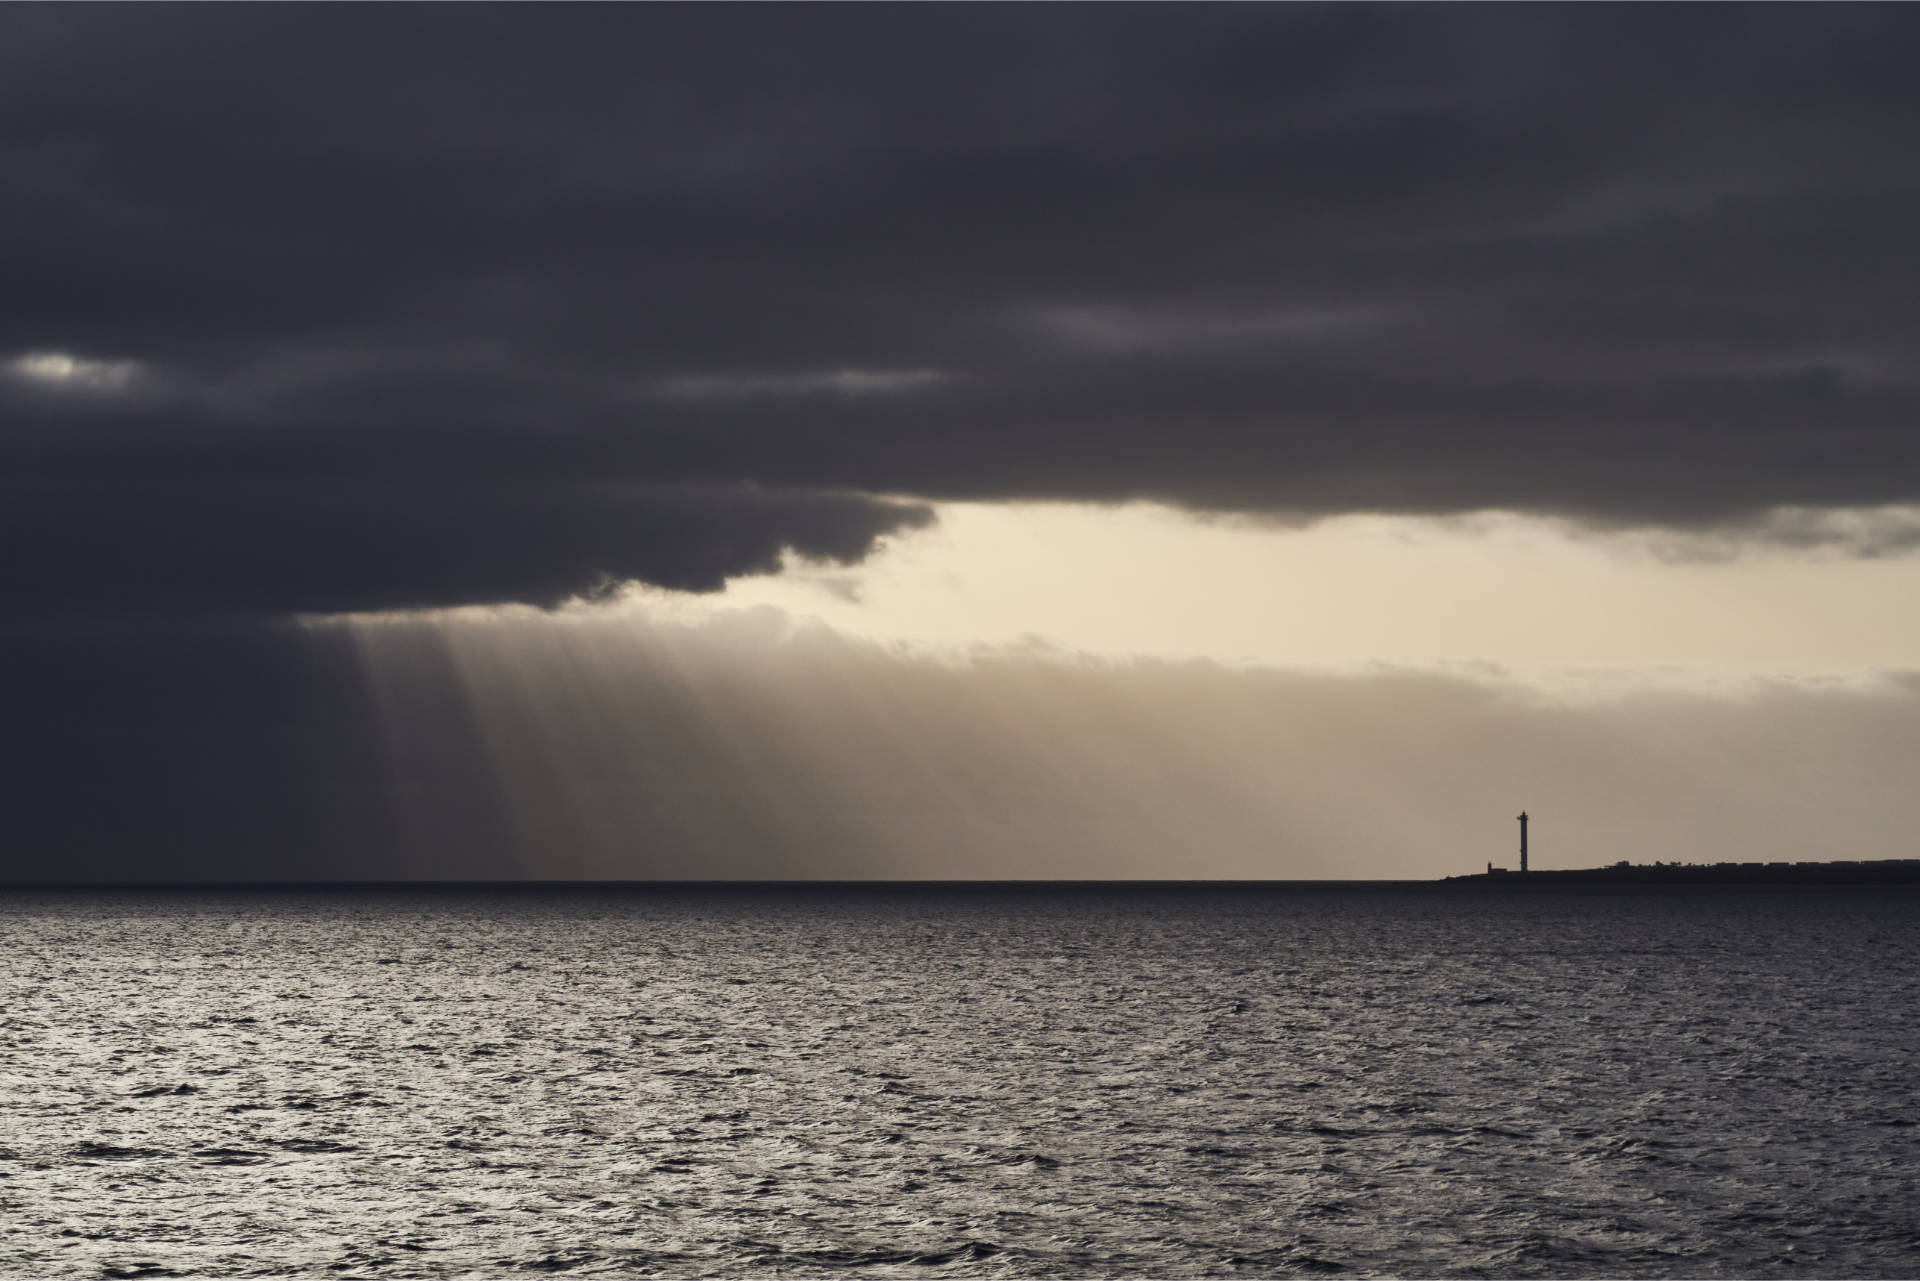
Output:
[[1518, 811, 1529, 873]]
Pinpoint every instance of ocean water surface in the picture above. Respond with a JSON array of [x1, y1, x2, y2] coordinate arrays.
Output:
[[2, 885, 1916, 1277]]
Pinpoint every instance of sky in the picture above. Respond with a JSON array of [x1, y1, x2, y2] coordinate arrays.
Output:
[[6, 5, 1920, 880]]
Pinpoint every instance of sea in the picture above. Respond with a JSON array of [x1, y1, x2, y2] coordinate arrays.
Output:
[[2, 884, 1916, 1278]]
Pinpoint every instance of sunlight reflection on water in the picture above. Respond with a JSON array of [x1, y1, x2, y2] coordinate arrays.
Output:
[[2, 885, 1916, 1277]]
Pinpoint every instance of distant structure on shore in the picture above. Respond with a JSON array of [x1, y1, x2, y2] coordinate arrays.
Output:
[[1462, 805, 1920, 884], [1488, 809, 1530, 875]]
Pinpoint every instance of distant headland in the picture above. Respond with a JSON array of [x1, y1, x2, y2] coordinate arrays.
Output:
[[1451, 810, 1920, 884], [1449, 858, 1920, 886]]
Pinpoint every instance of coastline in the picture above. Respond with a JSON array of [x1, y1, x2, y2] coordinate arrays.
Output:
[[1447, 858, 1920, 886]]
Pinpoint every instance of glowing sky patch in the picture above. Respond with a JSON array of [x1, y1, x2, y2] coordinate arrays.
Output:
[[683, 503, 1920, 684], [7, 350, 139, 391]]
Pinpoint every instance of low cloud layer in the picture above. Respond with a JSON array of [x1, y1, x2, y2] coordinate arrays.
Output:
[[5, 8, 1920, 618], [1, 475, 928, 621], [9, 609, 1916, 882]]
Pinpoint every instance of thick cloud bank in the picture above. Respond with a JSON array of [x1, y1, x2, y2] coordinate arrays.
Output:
[[0, 476, 928, 620], [5, 7, 1920, 618], [8, 609, 1915, 882]]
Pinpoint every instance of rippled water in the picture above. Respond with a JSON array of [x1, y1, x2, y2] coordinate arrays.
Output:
[[3, 885, 1917, 1277]]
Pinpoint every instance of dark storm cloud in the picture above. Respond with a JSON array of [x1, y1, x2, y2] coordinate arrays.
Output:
[[6, 4, 1920, 618], [1, 464, 931, 620]]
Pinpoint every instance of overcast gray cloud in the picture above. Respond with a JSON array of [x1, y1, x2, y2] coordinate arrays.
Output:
[[5, 5, 1920, 619]]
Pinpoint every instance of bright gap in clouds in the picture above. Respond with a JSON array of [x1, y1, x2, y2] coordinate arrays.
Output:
[[6, 349, 141, 390], [334, 502, 1920, 879], [658, 502, 1920, 686]]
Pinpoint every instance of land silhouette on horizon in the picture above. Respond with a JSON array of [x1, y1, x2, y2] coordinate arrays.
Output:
[[1452, 857, 1920, 886], [5, 864, 1920, 891]]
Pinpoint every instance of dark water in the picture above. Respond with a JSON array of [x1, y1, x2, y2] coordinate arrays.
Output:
[[3, 885, 1917, 1278]]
